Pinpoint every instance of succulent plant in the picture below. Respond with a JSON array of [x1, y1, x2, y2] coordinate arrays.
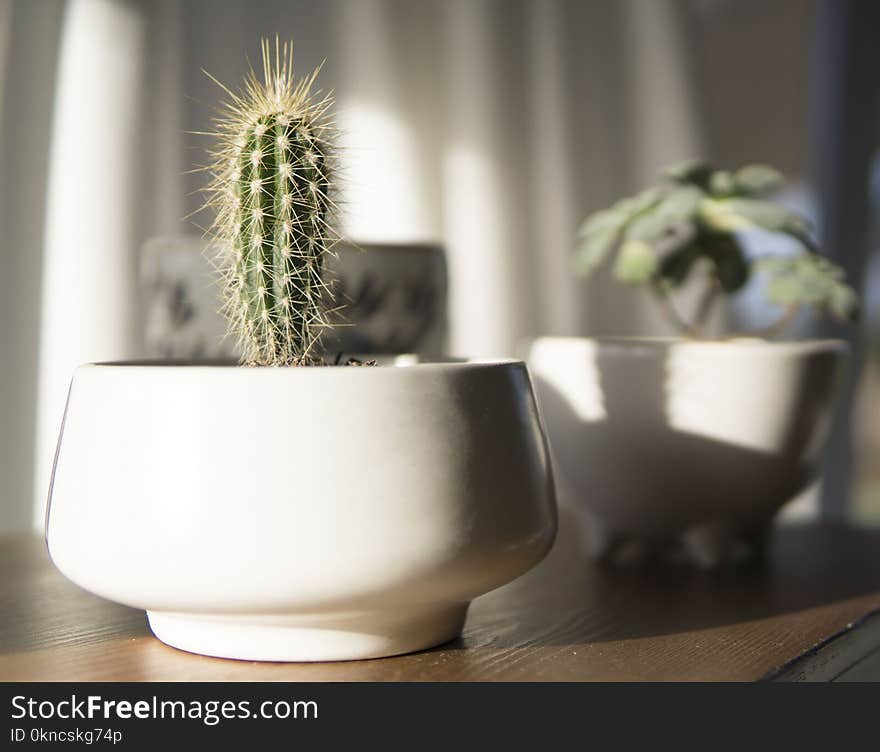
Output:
[[574, 160, 859, 338], [204, 39, 336, 365]]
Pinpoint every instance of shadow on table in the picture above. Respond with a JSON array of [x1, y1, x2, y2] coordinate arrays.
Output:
[[0, 538, 149, 655], [4, 514, 879, 659], [454, 504, 880, 648]]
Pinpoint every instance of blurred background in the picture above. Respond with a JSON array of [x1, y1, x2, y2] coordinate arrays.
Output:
[[0, 0, 878, 534]]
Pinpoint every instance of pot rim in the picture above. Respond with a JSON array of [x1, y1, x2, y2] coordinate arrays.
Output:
[[336, 240, 444, 253], [81, 356, 523, 373], [527, 335, 848, 354]]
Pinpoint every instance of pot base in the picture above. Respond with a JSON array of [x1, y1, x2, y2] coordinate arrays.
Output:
[[581, 510, 772, 569], [147, 604, 469, 662]]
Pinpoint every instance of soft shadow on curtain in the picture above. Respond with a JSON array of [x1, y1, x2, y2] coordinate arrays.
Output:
[[1, 0, 705, 532], [0, 0, 66, 534]]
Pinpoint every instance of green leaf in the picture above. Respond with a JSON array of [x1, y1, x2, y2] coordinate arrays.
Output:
[[829, 284, 860, 322], [654, 219, 697, 257], [757, 253, 860, 322], [577, 206, 626, 237], [574, 225, 620, 276], [664, 160, 713, 187], [612, 185, 668, 219], [733, 164, 783, 195], [699, 197, 814, 248], [699, 197, 753, 231], [721, 199, 806, 233], [624, 210, 673, 243], [574, 187, 668, 276], [656, 185, 704, 222], [614, 240, 658, 284], [624, 186, 702, 242], [709, 170, 736, 197]]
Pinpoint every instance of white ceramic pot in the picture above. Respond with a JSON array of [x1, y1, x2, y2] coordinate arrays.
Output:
[[140, 237, 448, 360], [525, 337, 847, 567], [323, 242, 448, 358], [46, 359, 556, 661]]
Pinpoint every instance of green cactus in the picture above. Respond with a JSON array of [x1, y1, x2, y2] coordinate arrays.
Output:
[[574, 160, 859, 338], [205, 39, 336, 365]]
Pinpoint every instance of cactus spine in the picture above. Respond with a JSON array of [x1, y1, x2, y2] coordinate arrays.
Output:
[[206, 39, 335, 365]]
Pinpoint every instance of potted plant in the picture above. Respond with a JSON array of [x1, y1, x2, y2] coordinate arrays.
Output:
[[526, 161, 858, 568], [46, 40, 556, 661]]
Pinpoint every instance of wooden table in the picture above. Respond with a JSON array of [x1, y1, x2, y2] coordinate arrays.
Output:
[[3, 508, 880, 681]]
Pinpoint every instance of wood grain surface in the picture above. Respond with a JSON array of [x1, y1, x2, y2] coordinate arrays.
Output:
[[3, 508, 880, 681]]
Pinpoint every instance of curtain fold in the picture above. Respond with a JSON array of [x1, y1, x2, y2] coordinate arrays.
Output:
[[0, 0, 66, 534]]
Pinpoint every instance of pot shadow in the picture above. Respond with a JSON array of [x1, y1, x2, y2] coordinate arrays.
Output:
[[441, 505, 880, 649]]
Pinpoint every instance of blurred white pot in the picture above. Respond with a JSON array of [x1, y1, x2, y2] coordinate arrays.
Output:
[[323, 242, 447, 357], [139, 236, 447, 360], [525, 337, 846, 568], [46, 359, 556, 661]]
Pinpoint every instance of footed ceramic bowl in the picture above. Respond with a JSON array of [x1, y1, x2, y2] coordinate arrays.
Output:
[[526, 337, 846, 568], [46, 359, 556, 661]]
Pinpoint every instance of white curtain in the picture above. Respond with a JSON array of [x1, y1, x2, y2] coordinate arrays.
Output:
[[0, 0, 707, 532], [0, 0, 67, 533]]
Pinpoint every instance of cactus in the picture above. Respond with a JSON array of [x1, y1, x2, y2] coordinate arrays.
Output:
[[204, 39, 336, 365], [574, 161, 859, 338]]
